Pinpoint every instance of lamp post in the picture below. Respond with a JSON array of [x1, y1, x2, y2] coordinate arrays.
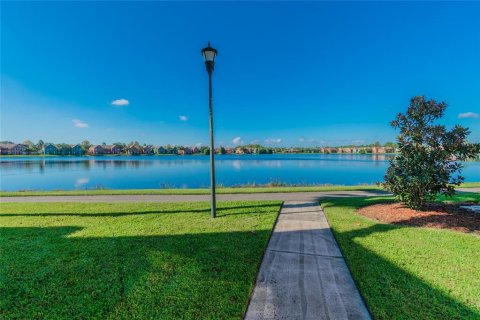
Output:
[[201, 42, 218, 218]]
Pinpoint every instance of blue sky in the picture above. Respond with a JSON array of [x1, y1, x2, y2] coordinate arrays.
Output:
[[1, 2, 479, 147]]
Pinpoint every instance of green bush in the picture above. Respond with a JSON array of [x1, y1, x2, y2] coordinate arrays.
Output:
[[384, 96, 480, 209]]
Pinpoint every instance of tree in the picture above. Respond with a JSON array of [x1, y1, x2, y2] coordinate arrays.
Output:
[[384, 96, 480, 209], [219, 146, 226, 155], [81, 140, 91, 152], [37, 140, 44, 150]]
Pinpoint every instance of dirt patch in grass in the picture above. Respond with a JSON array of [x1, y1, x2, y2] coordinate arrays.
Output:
[[357, 202, 480, 234]]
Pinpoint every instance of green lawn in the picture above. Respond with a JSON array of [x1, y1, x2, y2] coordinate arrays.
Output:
[[0, 184, 383, 197], [2, 182, 478, 197], [459, 181, 480, 188], [322, 194, 480, 320], [0, 201, 281, 319]]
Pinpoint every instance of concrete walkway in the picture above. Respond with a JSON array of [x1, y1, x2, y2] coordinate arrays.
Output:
[[244, 201, 371, 320], [0, 190, 389, 203], [2, 188, 476, 203]]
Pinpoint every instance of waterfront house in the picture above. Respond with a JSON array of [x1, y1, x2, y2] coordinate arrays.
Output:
[[71, 144, 84, 156], [102, 145, 122, 154], [127, 146, 140, 155], [371, 147, 386, 154], [155, 146, 166, 154], [0, 143, 27, 155], [43, 144, 59, 155], [235, 147, 245, 154], [143, 146, 153, 155], [88, 145, 104, 155]]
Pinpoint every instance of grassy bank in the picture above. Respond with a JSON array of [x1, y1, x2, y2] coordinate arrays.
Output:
[[0, 201, 281, 319], [322, 194, 480, 319], [0, 184, 383, 197], [1, 182, 478, 197], [459, 182, 480, 188]]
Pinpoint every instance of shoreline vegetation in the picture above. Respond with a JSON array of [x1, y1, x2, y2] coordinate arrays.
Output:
[[1, 182, 478, 197], [0, 152, 401, 157], [1, 140, 401, 156]]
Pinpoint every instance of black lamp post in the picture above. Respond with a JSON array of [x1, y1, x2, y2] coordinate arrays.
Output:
[[201, 42, 218, 218]]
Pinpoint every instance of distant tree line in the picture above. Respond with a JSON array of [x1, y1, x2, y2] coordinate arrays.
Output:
[[0, 139, 404, 155]]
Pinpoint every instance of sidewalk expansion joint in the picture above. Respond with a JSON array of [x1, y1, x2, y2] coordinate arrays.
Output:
[[267, 248, 343, 259]]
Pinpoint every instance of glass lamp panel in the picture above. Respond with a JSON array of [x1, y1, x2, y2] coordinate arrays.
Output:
[[203, 50, 216, 62]]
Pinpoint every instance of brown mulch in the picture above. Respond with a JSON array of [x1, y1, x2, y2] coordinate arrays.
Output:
[[357, 202, 480, 235]]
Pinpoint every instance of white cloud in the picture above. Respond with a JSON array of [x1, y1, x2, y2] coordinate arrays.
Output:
[[72, 119, 88, 128], [250, 139, 260, 144], [232, 137, 243, 145], [298, 138, 305, 142], [179, 115, 188, 121], [458, 112, 479, 119], [195, 142, 202, 147], [265, 138, 282, 144], [111, 98, 129, 106]]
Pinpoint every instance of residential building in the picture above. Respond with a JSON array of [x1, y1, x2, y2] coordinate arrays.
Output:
[[88, 145, 104, 155], [143, 146, 153, 155], [0, 143, 27, 155], [71, 144, 84, 156], [155, 146, 166, 154], [371, 147, 386, 154], [43, 144, 59, 155], [127, 146, 140, 155], [103, 145, 122, 154]]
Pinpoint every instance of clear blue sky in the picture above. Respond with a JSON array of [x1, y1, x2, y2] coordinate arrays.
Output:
[[1, 1, 479, 147]]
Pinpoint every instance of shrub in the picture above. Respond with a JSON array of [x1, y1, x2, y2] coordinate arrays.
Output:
[[383, 96, 480, 209]]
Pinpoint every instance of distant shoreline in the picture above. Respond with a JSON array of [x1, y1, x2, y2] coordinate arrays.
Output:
[[0, 152, 400, 157]]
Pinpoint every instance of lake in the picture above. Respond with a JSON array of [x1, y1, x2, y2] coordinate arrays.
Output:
[[1, 154, 479, 191]]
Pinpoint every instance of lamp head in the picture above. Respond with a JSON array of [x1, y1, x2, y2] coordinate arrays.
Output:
[[201, 42, 217, 73]]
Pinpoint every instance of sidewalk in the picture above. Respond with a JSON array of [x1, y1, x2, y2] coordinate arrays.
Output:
[[0, 190, 389, 203], [244, 201, 371, 320]]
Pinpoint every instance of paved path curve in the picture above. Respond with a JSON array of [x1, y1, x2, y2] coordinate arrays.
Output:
[[245, 201, 371, 320], [1, 188, 476, 203], [0, 190, 390, 203]]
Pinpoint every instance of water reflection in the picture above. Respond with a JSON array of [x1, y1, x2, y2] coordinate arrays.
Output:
[[1, 155, 478, 191], [74, 178, 90, 188]]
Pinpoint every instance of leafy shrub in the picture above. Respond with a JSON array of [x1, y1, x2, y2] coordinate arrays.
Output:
[[384, 96, 480, 209]]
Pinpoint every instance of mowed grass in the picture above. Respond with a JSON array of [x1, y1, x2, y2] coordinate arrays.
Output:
[[2, 182, 478, 197], [0, 201, 281, 319], [0, 184, 383, 197], [322, 194, 480, 320]]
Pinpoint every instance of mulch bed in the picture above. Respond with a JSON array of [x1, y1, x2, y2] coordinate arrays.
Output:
[[357, 202, 480, 235]]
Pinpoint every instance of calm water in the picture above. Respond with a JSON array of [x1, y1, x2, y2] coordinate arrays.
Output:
[[1, 154, 479, 191]]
